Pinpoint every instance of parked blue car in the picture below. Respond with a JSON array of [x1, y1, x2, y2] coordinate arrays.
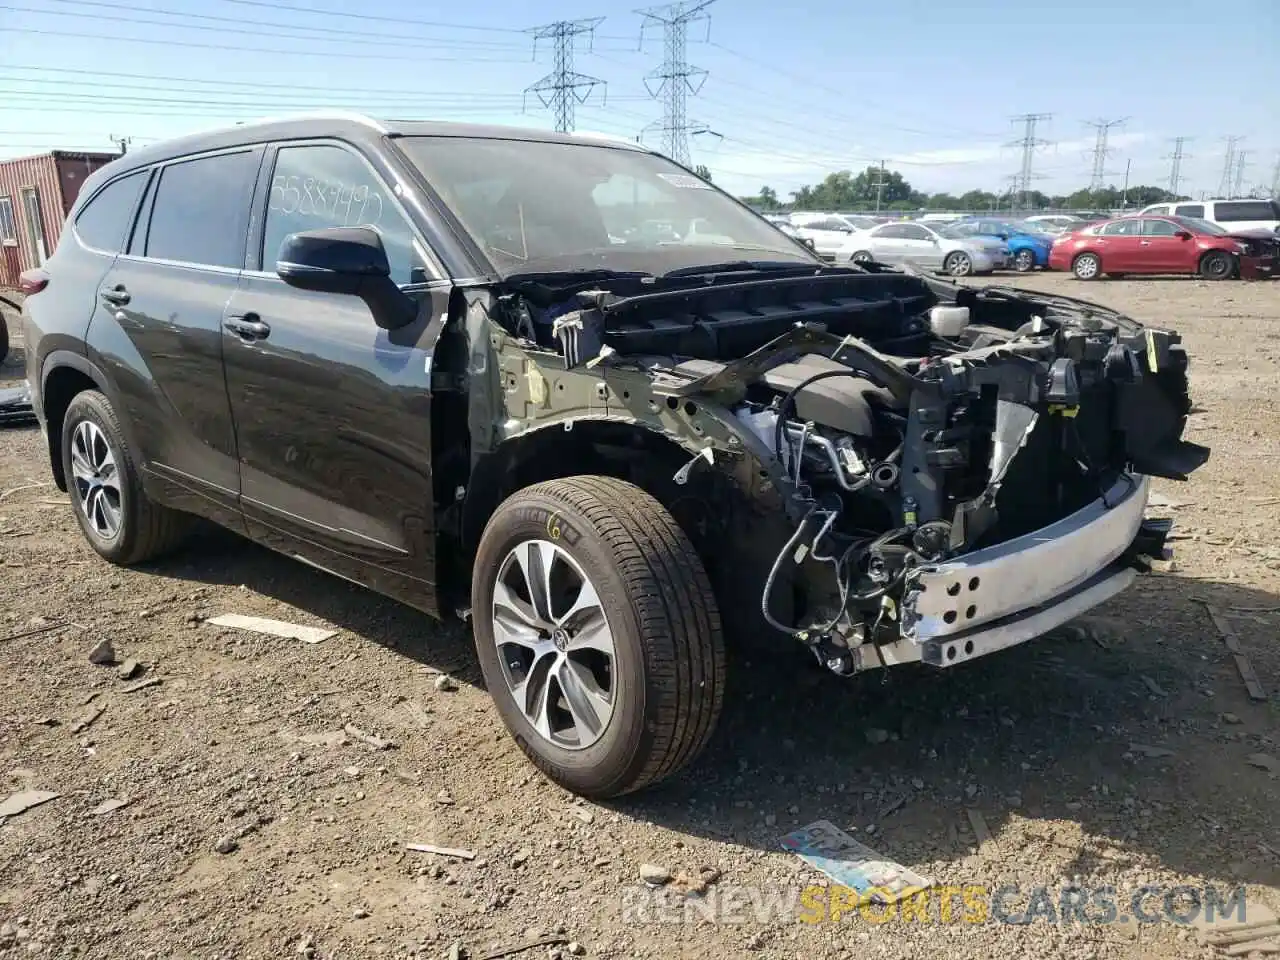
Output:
[[948, 218, 1056, 272]]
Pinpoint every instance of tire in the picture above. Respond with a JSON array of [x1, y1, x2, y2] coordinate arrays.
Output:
[[0, 315, 8, 365], [471, 475, 725, 798], [1072, 252, 1101, 280], [1013, 249, 1036, 272], [1199, 250, 1234, 281], [850, 250, 872, 264], [61, 390, 191, 565], [944, 251, 973, 277]]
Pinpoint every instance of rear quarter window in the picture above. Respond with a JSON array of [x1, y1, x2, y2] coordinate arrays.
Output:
[[74, 171, 147, 252]]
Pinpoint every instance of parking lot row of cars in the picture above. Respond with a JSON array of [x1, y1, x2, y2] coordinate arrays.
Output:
[[764, 201, 1280, 281]]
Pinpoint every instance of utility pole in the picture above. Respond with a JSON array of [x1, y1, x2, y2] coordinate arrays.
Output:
[[872, 160, 887, 213], [525, 19, 606, 133], [1006, 113, 1052, 209], [639, 0, 713, 166], [1217, 136, 1243, 198], [1085, 117, 1126, 192], [1270, 153, 1280, 198], [108, 134, 132, 155], [1164, 136, 1190, 197], [1121, 158, 1131, 209], [1232, 150, 1248, 199]]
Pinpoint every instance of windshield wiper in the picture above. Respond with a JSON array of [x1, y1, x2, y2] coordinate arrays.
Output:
[[504, 267, 653, 284], [661, 259, 818, 279]]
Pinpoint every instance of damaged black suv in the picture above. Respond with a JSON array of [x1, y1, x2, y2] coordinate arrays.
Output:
[[20, 115, 1208, 798]]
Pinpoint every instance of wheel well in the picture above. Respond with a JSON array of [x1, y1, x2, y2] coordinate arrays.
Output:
[[446, 420, 776, 620], [41, 366, 98, 491]]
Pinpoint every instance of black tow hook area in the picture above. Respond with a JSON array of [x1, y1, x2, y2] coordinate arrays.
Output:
[[1124, 517, 1174, 568]]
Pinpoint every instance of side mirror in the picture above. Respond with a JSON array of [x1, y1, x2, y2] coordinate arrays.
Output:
[[998, 232, 1009, 240], [276, 226, 416, 330], [1175, 230, 1192, 240]]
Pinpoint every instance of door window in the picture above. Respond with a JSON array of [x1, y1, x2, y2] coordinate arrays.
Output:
[[1101, 220, 1142, 236], [1142, 219, 1180, 236], [262, 144, 426, 285], [1214, 200, 1279, 221], [143, 150, 259, 269], [872, 224, 906, 239], [74, 171, 147, 253], [899, 224, 932, 241], [1174, 204, 1204, 218], [1145, 205, 1171, 216]]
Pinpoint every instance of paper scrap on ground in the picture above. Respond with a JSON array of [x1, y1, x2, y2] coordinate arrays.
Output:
[[206, 614, 336, 644], [0, 790, 60, 819], [781, 819, 932, 897]]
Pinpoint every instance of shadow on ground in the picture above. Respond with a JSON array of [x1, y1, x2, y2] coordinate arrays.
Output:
[[77, 504, 1280, 902]]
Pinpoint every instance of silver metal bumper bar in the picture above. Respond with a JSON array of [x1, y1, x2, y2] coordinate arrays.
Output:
[[901, 473, 1149, 643]]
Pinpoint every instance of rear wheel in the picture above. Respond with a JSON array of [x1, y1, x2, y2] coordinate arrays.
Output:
[[1072, 252, 1101, 280], [61, 390, 191, 564], [1013, 249, 1037, 272], [850, 250, 873, 264], [471, 475, 726, 798], [944, 251, 973, 277], [1199, 250, 1234, 280]]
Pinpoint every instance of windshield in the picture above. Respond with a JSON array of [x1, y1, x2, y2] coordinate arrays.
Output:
[[1178, 216, 1228, 235], [397, 136, 816, 275]]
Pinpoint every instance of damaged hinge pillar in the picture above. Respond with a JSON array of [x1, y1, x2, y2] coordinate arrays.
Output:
[[899, 387, 948, 525]]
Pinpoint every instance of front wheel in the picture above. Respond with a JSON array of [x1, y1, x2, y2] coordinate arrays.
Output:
[[850, 250, 873, 264], [944, 252, 973, 277], [1199, 250, 1235, 280], [471, 475, 725, 798], [1013, 249, 1037, 272]]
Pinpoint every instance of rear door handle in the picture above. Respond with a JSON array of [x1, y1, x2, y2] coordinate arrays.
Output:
[[99, 285, 130, 306], [224, 314, 271, 341]]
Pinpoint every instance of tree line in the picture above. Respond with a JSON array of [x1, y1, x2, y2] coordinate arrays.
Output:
[[732, 165, 1184, 212]]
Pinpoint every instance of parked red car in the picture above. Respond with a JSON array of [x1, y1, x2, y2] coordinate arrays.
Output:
[[1048, 215, 1279, 281]]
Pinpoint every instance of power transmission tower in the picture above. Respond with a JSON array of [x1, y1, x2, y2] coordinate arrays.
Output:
[[108, 134, 132, 155], [638, 0, 714, 166], [1085, 118, 1126, 191], [1217, 136, 1243, 198], [1006, 113, 1052, 208], [1164, 137, 1190, 197], [524, 19, 606, 133], [1232, 150, 1248, 199]]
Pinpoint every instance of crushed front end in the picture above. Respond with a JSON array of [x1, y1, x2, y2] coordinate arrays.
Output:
[[485, 264, 1209, 675]]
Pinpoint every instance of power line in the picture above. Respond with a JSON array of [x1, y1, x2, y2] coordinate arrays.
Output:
[[1, 26, 524, 63], [639, 0, 714, 166], [1165, 137, 1191, 197], [9, 0, 533, 49], [1084, 117, 1126, 191], [1217, 136, 1243, 199], [1007, 113, 1052, 206], [525, 19, 607, 133]]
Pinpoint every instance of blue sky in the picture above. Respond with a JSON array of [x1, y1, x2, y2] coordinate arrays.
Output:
[[2, 0, 1278, 199]]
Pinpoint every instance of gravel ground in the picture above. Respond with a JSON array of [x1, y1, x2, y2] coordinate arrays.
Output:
[[1, 273, 1278, 960]]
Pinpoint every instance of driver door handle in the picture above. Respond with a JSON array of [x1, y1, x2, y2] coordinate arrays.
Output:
[[224, 314, 271, 341]]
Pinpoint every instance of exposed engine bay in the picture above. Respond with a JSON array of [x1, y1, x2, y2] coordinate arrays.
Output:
[[482, 261, 1209, 675]]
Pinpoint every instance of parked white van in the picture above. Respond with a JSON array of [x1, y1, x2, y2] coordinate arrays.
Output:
[[1139, 199, 1280, 233]]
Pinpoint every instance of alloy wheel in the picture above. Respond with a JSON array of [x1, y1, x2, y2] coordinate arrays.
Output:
[[1014, 250, 1035, 272], [491, 539, 617, 750], [70, 420, 123, 540], [947, 253, 972, 276], [1074, 254, 1100, 279]]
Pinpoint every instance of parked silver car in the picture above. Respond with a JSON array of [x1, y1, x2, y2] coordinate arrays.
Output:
[[834, 221, 1006, 276]]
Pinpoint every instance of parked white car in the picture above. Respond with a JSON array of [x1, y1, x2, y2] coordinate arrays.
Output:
[[835, 221, 1006, 276], [788, 214, 879, 259], [1138, 199, 1280, 234]]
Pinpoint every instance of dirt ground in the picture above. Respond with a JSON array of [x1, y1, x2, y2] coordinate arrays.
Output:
[[1, 273, 1278, 960]]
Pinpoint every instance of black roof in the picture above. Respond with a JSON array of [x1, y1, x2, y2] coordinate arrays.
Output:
[[97, 113, 649, 180]]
